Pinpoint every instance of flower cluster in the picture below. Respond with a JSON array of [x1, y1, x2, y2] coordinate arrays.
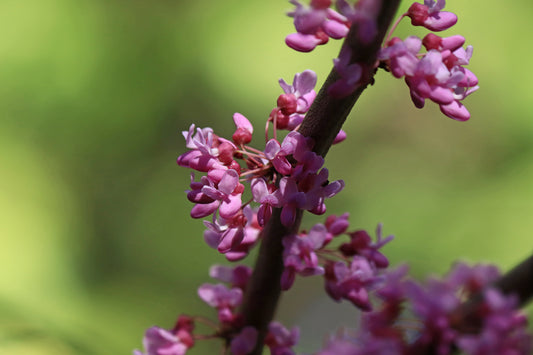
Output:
[[286, 0, 478, 119], [285, 0, 382, 52], [317, 263, 532, 354], [134, 315, 195, 355], [379, 0, 479, 120], [281, 215, 394, 312], [177, 70, 344, 261]]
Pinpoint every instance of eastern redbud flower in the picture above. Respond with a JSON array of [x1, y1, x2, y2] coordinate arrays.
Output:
[[379, 1, 479, 121], [278, 69, 318, 114], [230, 326, 258, 355], [264, 321, 300, 355], [209, 264, 253, 291], [339, 223, 393, 268], [406, 0, 457, 31], [232, 113, 253, 146], [285, 0, 349, 52], [197, 283, 243, 324], [456, 289, 532, 355], [337, 0, 381, 43], [281, 223, 328, 290], [134, 316, 195, 355], [328, 46, 363, 98], [324, 256, 382, 311]]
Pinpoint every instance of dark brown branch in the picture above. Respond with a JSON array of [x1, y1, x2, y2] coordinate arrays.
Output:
[[238, 2, 402, 354], [494, 252, 533, 307], [299, 0, 402, 157]]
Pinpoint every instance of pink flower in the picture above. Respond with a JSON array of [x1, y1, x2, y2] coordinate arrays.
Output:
[[324, 256, 381, 311], [285, 0, 349, 52], [134, 318, 195, 355], [406, 0, 457, 32], [209, 264, 253, 291], [232, 112, 253, 145], [339, 223, 393, 269], [251, 177, 279, 226], [281, 224, 328, 290], [378, 36, 421, 78], [328, 46, 363, 98], [278, 70, 318, 113], [265, 322, 300, 355], [197, 283, 243, 324], [201, 169, 243, 220]]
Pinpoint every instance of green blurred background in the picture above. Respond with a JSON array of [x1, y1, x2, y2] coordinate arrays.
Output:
[[1, 0, 532, 353]]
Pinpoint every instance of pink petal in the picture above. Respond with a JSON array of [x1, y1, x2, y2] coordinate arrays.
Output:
[[285, 33, 321, 52], [441, 35, 465, 51], [440, 101, 470, 121], [233, 112, 253, 133], [190, 201, 219, 218], [218, 169, 239, 195], [423, 12, 457, 31], [428, 86, 454, 104], [219, 193, 242, 219], [323, 19, 349, 39], [294, 70, 317, 95]]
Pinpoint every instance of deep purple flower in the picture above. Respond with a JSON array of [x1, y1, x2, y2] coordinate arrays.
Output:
[[378, 36, 421, 78], [339, 223, 393, 269], [230, 326, 258, 355], [251, 177, 279, 226], [324, 256, 381, 311], [328, 46, 363, 98], [209, 264, 253, 291], [265, 321, 300, 355], [281, 223, 328, 290], [456, 289, 532, 355]]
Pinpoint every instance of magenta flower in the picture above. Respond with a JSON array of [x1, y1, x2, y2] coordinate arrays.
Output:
[[456, 289, 532, 355], [278, 69, 317, 113], [328, 46, 363, 98], [264, 139, 294, 176], [276, 177, 308, 226], [201, 169, 243, 220], [378, 36, 421, 78], [281, 224, 328, 290], [285, 0, 349, 53], [339, 223, 393, 268], [232, 112, 253, 146], [230, 326, 258, 355], [134, 324, 193, 355], [337, 0, 380, 43], [209, 264, 253, 291], [325, 256, 381, 311], [251, 177, 279, 226], [406, 0, 457, 32], [203, 218, 245, 254], [264, 321, 300, 355], [197, 283, 243, 324]]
